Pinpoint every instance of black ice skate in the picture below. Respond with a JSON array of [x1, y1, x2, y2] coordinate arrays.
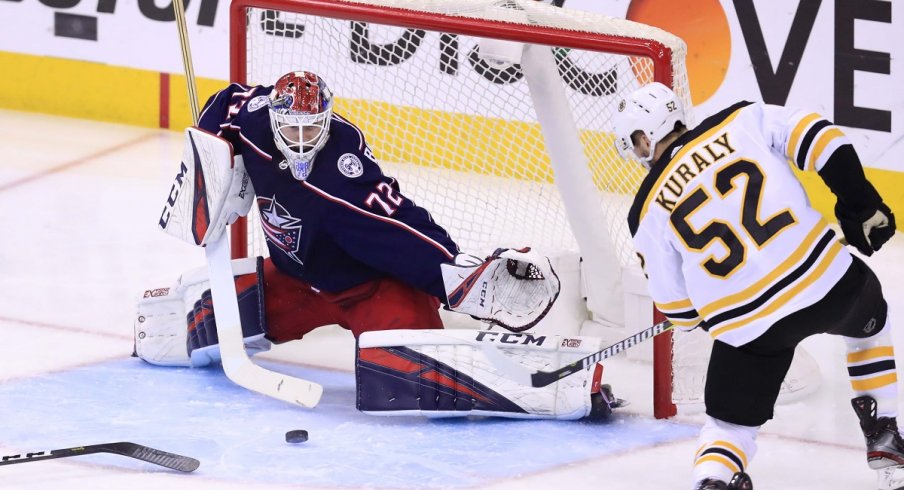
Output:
[[694, 471, 753, 490], [852, 396, 904, 469]]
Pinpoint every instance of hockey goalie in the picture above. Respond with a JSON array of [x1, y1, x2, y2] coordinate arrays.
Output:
[[133, 71, 621, 420]]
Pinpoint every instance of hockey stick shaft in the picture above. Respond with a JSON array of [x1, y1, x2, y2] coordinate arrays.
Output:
[[172, 0, 200, 123], [529, 319, 673, 387], [0, 442, 199, 472], [171, 1, 323, 408], [470, 319, 673, 388]]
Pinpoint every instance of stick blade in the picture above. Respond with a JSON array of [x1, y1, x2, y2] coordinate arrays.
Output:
[[273, 372, 324, 408], [223, 360, 324, 408], [108, 442, 200, 473], [530, 360, 581, 388], [207, 235, 324, 408], [475, 341, 533, 386]]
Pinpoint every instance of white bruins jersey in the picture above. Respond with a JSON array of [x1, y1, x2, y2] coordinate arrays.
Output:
[[628, 101, 853, 347]]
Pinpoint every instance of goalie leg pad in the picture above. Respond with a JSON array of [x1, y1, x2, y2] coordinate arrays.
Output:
[[355, 329, 610, 420], [188, 270, 270, 366], [134, 257, 270, 368]]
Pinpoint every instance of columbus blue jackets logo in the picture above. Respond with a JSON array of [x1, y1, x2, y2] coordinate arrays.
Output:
[[247, 95, 270, 112], [337, 153, 364, 178], [257, 196, 304, 265]]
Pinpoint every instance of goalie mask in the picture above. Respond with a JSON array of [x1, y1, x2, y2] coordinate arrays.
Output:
[[613, 82, 685, 169], [268, 71, 334, 181]]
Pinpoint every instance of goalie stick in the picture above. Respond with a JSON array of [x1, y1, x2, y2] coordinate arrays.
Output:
[[170, 0, 323, 407], [205, 237, 324, 407], [476, 319, 674, 388], [0, 442, 199, 472]]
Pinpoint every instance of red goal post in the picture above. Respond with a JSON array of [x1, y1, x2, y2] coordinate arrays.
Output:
[[228, 0, 691, 418]]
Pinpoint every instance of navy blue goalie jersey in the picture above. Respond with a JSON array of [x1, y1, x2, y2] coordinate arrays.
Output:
[[197, 83, 460, 300]]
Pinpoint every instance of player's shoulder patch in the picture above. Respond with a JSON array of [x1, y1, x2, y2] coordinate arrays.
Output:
[[337, 153, 364, 178], [247, 95, 270, 112]]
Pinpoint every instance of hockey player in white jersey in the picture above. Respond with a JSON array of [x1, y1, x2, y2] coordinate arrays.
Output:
[[614, 82, 897, 489]]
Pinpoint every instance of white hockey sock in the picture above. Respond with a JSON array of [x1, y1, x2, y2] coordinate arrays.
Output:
[[692, 416, 758, 487], [845, 318, 898, 419]]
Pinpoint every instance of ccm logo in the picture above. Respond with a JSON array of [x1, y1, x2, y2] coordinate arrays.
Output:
[[158, 161, 188, 229], [475, 331, 546, 346]]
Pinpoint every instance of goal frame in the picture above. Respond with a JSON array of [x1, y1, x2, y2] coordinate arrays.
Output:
[[227, 0, 679, 418]]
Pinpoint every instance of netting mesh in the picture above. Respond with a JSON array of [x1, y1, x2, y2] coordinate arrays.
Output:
[[233, 0, 704, 414]]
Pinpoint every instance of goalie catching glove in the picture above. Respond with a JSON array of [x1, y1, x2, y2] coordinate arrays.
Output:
[[441, 248, 560, 332]]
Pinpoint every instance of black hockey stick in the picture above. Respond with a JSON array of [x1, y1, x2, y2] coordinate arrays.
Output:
[[0, 442, 199, 472], [529, 319, 674, 387]]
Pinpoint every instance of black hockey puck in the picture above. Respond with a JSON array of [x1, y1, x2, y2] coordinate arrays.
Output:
[[285, 430, 308, 443]]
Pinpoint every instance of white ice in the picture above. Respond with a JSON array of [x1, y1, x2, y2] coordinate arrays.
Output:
[[0, 109, 901, 489]]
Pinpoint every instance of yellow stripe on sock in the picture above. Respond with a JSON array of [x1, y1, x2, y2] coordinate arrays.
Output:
[[695, 454, 741, 474], [851, 373, 898, 392], [713, 440, 749, 468], [848, 346, 895, 364]]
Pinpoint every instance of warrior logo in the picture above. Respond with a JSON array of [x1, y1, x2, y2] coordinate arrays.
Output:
[[257, 196, 304, 265]]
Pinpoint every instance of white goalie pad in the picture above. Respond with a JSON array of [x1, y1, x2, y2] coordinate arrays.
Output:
[[158, 127, 255, 246], [356, 329, 606, 420], [441, 248, 561, 332], [134, 258, 270, 367]]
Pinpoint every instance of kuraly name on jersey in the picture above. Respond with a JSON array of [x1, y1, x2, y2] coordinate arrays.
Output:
[[628, 101, 753, 236]]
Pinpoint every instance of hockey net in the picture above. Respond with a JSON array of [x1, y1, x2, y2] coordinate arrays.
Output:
[[228, 0, 815, 418]]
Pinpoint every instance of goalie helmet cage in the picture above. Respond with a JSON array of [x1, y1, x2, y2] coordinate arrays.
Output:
[[228, 0, 691, 419]]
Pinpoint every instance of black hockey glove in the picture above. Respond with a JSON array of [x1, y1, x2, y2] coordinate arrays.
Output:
[[835, 201, 896, 256]]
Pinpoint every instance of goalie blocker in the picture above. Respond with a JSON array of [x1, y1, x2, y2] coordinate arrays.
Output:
[[356, 329, 622, 420], [158, 127, 254, 247]]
